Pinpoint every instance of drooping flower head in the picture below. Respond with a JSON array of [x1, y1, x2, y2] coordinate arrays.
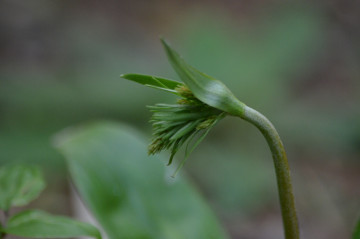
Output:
[[121, 39, 245, 176]]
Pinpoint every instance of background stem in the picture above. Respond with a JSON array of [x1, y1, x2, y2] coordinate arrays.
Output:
[[241, 106, 299, 239], [0, 210, 9, 239]]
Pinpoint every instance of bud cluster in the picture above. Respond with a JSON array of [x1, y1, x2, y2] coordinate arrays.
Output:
[[148, 85, 225, 169]]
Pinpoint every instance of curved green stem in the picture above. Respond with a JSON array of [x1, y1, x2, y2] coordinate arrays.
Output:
[[241, 106, 299, 239]]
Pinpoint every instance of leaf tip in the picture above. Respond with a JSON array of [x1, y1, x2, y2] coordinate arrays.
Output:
[[159, 36, 167, 44], [160, 37, 172, 52], [120, 73, 132, 79]]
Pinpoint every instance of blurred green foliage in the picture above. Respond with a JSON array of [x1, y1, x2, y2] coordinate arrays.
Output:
[[0, 2, 359, 238], [354, 218, 360, 239], [55, 121, 228, 239], [0, 164, 101, 239], [0, 164, 45, 211], [2, 209, 101, 239]]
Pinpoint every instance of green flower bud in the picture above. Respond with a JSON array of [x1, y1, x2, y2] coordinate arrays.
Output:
[[121, 39, 243, 175], [161, 38, 246, 117]]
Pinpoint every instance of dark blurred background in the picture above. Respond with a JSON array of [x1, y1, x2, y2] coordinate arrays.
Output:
[[0, 0, 359, 238]]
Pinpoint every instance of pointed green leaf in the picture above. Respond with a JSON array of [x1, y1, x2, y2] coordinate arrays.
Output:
[[1, 209, 101, 239], [354, 218, 360, 239], [54, 122, 228, 239], [0, 165, 46, 210], [120, 73, 183, 94], [161, 38, 246, 117]]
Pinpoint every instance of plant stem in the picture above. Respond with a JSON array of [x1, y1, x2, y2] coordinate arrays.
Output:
[[0, 224, 3, 239], [0, 210, 9, 239], [241, 106, 299, 239]]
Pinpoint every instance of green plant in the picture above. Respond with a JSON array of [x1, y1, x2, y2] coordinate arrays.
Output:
[[55, 122, 229, 239], [121, 39, 300, 239], [0, 164, 101, 239], [354, 217, 360, 239]]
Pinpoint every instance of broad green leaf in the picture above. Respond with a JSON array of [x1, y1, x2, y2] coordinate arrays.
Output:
[[54, 122, 228, 239], [354, 218, 360, 239], [121, 73, 183, 94], [0, 164, 45, 210], [1, 209, 101, 239], [161, 38, 245, 117]]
